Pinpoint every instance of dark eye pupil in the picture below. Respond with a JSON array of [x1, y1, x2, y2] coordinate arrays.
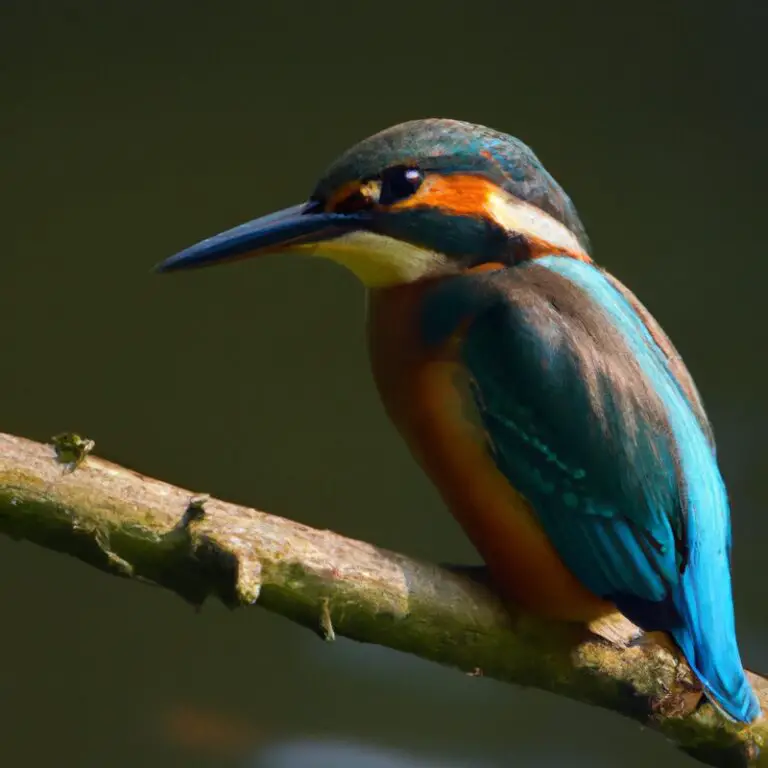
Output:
[[379, 165, 423, 205]]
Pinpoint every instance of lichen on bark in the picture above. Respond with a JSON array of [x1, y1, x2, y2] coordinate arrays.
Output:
[[0, 431, 765, 768]]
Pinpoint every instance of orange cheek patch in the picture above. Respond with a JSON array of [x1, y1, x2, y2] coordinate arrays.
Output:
[[390, 174, 497, 217], [325, 181, 365, 211]]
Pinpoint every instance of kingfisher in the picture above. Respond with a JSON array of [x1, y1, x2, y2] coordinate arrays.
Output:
[[156, 118, 759, 723]]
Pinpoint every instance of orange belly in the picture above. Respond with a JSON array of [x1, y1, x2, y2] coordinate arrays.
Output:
[[367, 283, 613, 622]]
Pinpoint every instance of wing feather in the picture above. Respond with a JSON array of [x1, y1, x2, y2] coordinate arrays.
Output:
[[423, 257, 689, 612], [420, 255, 757, 722]]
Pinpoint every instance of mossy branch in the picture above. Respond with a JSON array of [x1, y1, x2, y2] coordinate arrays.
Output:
[[0, 431, 765, 767]]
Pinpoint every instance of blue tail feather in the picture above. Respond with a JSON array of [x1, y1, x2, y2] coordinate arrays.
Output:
[[662, 345, 760, 723], [672, 626, 759, 723], [671, 541, 759, 722]]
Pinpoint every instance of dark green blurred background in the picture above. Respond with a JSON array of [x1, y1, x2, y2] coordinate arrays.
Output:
[[2, 2, 766, 766]]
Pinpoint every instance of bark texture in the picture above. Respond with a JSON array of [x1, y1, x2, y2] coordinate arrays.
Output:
[[0, 431, 765, 767]]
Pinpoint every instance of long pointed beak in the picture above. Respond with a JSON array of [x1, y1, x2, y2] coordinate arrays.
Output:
[[155, 202, 365, 273]]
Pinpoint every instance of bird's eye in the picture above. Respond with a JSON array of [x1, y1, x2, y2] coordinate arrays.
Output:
[[379, 165, 424, 205], [329, 167, 422, 214]]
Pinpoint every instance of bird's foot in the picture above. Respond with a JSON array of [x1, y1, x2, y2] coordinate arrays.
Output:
[[625, 630, 705, 718], [652, 653, 704, 719]]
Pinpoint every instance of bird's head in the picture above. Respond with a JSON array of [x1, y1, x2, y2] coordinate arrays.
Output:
[[156, 119, 590, 286]]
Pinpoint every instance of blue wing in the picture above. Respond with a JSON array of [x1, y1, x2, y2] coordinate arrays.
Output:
[[421, 256, 758, 722]]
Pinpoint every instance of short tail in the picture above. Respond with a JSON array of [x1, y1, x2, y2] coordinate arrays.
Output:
[[672, 626, 760, 722], [666, 402, 760, 724], [672, 544, 761, 723]]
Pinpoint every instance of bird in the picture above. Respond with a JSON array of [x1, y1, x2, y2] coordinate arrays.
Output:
[[156, 118, 760, 724]]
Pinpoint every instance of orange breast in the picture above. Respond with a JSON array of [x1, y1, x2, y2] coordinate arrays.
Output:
[[367, 282, 614, 622]]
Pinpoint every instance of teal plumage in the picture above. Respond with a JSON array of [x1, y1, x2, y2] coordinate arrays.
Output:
[[421, 256, 759, 722], [313, 119, 590, 252]]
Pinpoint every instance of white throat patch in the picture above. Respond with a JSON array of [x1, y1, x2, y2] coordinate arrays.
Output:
[[486, 190, 589, 260]]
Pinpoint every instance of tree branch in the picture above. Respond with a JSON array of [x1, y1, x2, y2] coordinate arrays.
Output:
[[0, 431, 765, 766]]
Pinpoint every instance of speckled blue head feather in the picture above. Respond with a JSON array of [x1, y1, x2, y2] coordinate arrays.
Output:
[[312, 118, 590, 252]]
